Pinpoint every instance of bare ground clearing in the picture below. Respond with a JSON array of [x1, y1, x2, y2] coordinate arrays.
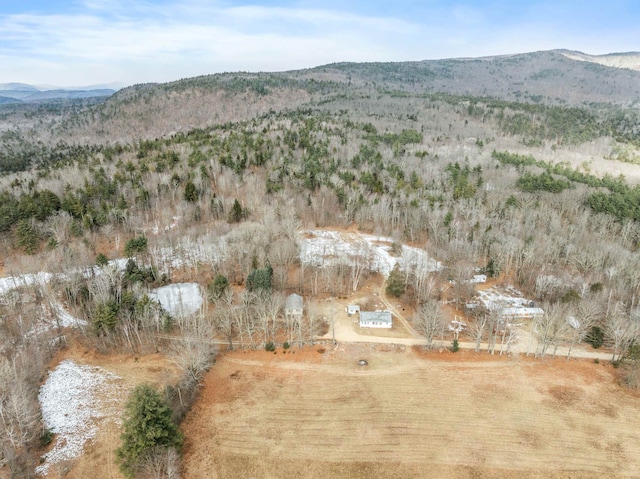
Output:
[[182, 344, 640, 479]]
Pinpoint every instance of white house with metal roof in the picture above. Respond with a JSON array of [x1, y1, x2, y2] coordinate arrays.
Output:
[[359, 311, 392, 328]]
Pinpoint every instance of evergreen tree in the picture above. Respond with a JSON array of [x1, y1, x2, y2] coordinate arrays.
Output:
[[246, 263, 273, 293], [208, 274, 229, 301], [116, 384, 183, 479], [124, 235, 148, 256], [228, 199, 244, 223], [96, 253, 109, 267], [183, 180, 198, 202], [92, 300, 119, 334], [14, 219, 39, 254], [385, 264, 405, 298]]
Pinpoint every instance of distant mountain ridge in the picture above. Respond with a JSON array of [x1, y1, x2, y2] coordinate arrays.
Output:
[[0, 82, 40, 92], [42, 48, 639, 144], [0, 83, 116, 103], [557, 50, 640, 72], [295, 49, 640, 106]]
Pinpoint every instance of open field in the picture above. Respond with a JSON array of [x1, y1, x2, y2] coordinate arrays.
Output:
[[182, 344, 640, 479]]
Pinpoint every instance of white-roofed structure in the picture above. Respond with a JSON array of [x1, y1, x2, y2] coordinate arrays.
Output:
[[359, 311, 392, 329]]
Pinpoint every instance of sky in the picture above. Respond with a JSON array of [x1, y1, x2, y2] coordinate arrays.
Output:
[[0, 0, 638, 88]]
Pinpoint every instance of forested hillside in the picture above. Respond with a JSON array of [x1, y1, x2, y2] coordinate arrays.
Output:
[[1, 50, 640, 477]]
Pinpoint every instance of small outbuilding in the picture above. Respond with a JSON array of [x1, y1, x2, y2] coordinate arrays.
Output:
[[347, 304, 361, 316], [285, 294, 304, 320], [359, 311, 392, 329]]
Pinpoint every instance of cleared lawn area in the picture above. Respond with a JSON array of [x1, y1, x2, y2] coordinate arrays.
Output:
[[181, 345, 640, 479]]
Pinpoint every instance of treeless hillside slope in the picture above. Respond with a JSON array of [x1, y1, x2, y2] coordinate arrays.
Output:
[[559, 50, 640, 73], [181, 345, 640, 479]]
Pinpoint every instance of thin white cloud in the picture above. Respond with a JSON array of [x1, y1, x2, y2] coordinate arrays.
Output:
[[0, 2, 422, 85], [0, 1, 636, 86]]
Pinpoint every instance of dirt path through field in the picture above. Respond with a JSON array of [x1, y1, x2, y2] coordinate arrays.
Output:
[[181, 344, 640, 479]]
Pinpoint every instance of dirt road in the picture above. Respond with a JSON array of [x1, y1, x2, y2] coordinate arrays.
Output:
[[322, 299, 614, 361]]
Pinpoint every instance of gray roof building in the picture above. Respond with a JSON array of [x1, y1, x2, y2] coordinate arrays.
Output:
[[285, 294, 303, 318], [359, 311, 392, 328]]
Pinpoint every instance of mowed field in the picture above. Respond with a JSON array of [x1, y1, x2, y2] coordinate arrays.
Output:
[[182, 344, 640, 479]]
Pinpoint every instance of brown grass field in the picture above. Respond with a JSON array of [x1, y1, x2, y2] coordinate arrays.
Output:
[[181, 344, 640, 479]]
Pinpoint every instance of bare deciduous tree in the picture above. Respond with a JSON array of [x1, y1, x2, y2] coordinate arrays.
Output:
[[139, 446, 181, 479], [566, 298, 602, 360], [269, 237, 299, 290], [467, 310, 490, 353], [415, 300, 446, 349], [534, 303, 569, 358], [606, 303, 640, 362]]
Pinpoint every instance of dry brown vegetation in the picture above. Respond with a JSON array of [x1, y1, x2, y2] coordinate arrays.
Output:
[[181, 345, 640, 479]]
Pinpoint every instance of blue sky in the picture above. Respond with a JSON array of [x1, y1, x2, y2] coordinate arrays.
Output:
[[0, 0, 638, 87]]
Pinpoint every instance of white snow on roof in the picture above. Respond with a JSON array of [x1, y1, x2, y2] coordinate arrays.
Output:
[[299, 230, 441, 277], [36, 359, 126, 476], [149, 282, 203, 317]]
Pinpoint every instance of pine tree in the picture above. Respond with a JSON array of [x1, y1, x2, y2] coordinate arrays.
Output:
[[208, 274, 229, 301], [14, 218, 39, 254], [183, 180, 198, 202], [385, 264, 405, 298], [228, 199, 244, 223], [116, 384, 183, 479]]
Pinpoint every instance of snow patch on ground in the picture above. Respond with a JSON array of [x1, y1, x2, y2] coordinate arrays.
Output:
[[51, 301, 88, 328], [36, 359, 126, 476], [150, 282, 203, 317], [0, 272, 53, 296], [25, 302, 87, 341], [475, 285, 535, 311], [300, 230, 441, 277]]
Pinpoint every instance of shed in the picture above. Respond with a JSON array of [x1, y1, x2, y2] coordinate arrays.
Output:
[[285, 294, 304, 320], [347, 304, 360, 316], [359, 311, 392, 329]]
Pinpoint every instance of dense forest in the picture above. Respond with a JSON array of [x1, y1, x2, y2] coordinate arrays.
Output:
[[1, 50, 640, 477]]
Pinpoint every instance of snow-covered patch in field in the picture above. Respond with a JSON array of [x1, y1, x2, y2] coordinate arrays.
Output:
[[51, 301, 87, 328], [300, 230, 441, 277], [36, 360, 126, 476], [150, 282, 203, 317]]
